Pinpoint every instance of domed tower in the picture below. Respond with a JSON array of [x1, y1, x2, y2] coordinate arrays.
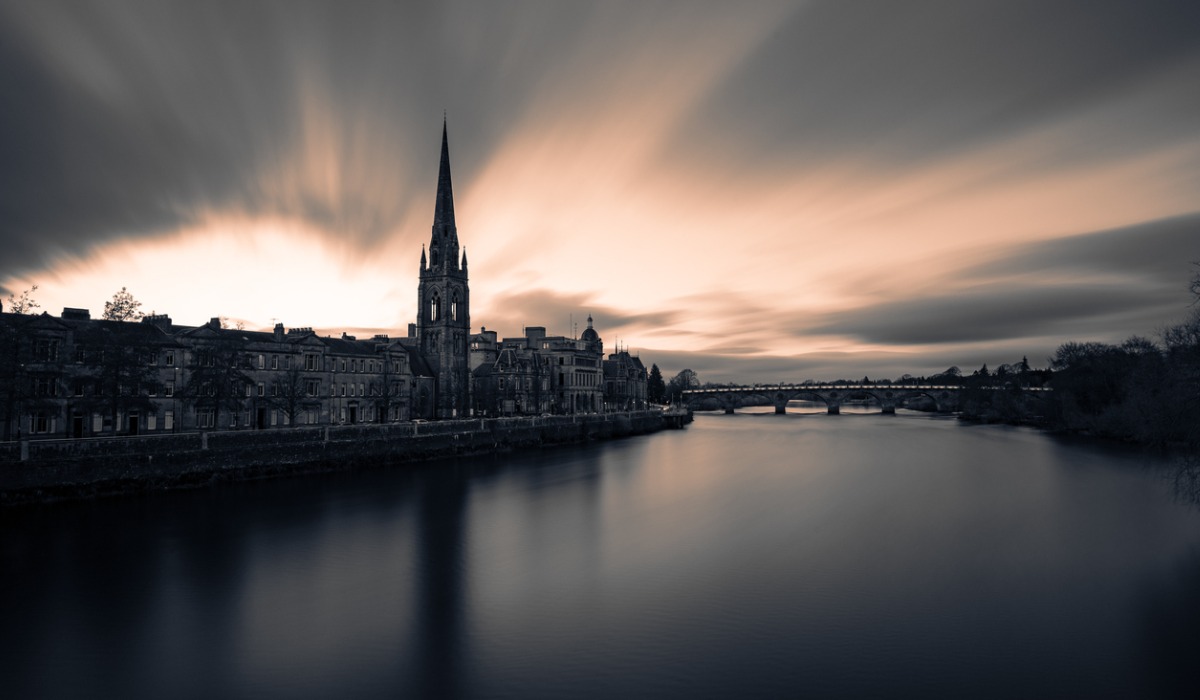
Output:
[[416, 119, 470, 417], [580, 314, 603, 354]]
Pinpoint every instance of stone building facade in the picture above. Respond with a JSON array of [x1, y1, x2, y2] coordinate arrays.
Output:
[[469, 316, 647, 417], [0, 308, 438, 440], [0, 122, 646, 439]]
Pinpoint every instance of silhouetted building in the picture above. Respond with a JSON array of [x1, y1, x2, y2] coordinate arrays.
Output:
[[416, 121, 471, 418], [0, 123, 649, 439], [468, 315, 644, 416], [604, 349, 648, 411]]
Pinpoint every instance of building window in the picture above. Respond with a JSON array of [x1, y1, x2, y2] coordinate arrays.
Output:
[[164, 410, 174, 431], [284, 355, 291, 370], [358, 383, 364, 397], [305, 354, 318, 371], [33, 377, 58, 397], [32, 339, 59, 362], [340, 359, 346, 372], [257, 383, 264, 397], [306, 380, 319, 397], [340, 384, 346, 397], [258, 354, 265, 369], [165, 350, 174, 366], [198, 409, 215, 429], [271, 355, 278, 370]]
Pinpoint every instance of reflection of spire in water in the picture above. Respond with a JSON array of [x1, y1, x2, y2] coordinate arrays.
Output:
[[413, 470, 468, 699]]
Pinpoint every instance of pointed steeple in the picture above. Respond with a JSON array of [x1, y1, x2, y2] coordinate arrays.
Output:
[[420, 245, 427, 270], [434, 117, 456, 229], [461, 247, 468, 270]]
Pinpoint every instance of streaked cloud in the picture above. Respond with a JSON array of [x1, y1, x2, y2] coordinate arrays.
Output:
[[1, 0, 1198, 382]]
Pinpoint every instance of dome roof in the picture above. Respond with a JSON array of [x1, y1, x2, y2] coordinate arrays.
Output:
[[580, 314, 600, 343]]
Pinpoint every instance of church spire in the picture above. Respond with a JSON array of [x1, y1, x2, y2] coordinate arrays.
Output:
[[434, 117, 456, 229]]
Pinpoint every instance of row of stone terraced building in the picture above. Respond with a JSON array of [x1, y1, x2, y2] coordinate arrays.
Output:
[[0, 122, 646, 440], [0, 309, 439, 440]]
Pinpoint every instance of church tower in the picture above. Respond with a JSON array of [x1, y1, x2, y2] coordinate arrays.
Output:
[[416, 119, 470, 417]]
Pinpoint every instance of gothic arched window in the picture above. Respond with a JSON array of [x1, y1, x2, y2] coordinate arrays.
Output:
[[451, 292, 460, 321], [430, 293, 440, 321]]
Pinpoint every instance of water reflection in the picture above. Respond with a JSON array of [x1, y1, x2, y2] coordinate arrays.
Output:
[[3, 416, 1200, 698], [1168, 456, 1200, 507], [1138, 545, 1200, 696], [413, 468, 467, 700]]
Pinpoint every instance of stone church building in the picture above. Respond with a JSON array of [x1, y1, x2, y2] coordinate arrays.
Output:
[[0, 122, 645, 439]]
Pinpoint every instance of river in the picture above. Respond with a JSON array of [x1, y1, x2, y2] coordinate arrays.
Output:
[[3, 410, 1199, 698]]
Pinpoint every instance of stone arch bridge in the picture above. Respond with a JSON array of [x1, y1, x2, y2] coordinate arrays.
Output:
[[681, 384, 1049, 415]]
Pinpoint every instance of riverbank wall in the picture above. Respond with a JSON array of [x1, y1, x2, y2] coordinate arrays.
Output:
[[0, 409, 689, 505]]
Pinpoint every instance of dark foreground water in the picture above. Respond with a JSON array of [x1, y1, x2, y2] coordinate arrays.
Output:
[[3, 411, 1200, 699]]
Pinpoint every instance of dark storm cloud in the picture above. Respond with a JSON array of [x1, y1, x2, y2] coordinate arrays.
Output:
[[1, 1, 299, 268], [971, 212, 1200, 284], [674, 0, 1200, 170], [810, 284, 1169, 346], [809, 212, 1200, 346], [0, 0, 642, 279]]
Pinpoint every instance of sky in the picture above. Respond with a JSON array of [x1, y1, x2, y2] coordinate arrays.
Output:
[[2, 0, 1199, 383]]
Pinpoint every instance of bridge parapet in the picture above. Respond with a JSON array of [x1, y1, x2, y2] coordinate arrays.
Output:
[[682, 383, 1049, 415]]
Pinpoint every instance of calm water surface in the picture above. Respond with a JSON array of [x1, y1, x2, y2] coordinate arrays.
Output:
[[3, 411, 1200, 698]]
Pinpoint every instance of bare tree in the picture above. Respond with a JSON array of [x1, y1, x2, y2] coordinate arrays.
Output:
[[665, 368, 700, 403], [1190, 261, 1200, 303], [0, 315, 32, 439], [372, 349, 406, 422], [75, 323, 162, 434], [102, 287, 144, 321], [269, 364, 318, 426], [4, 285, 40, 315], [182, 335, 251, 429]]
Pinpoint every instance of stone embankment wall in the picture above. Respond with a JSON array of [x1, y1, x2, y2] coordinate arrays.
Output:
[[0, 410, 688, 504]]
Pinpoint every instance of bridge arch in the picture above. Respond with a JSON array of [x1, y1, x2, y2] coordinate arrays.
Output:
[[773, 390, 832, 414]]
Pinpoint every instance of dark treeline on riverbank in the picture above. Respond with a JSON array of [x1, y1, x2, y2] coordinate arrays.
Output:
[[964, 271, 1200, 449], [679, 269, 1200, 451]]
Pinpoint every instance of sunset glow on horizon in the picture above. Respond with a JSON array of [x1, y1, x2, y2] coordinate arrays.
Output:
[[3, 0, 1199, 381]]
